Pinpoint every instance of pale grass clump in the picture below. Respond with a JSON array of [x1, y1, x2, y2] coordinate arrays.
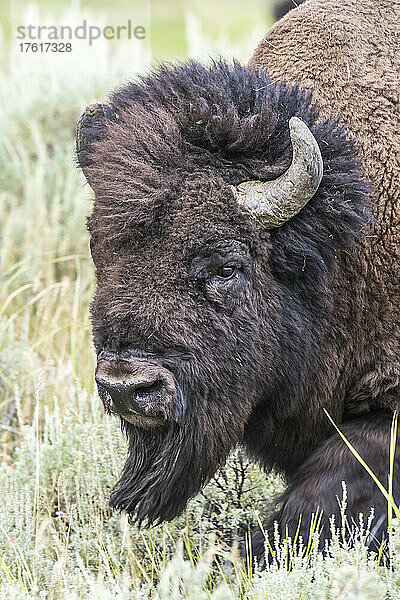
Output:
[[1, 5, 400, 598]]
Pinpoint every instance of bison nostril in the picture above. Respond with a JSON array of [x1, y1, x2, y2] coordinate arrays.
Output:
[[133, 379, 164, 402], [95, 376, 166, 413]]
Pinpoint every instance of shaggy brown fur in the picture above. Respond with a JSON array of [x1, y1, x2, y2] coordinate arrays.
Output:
[[76, 0, 400, 564], [247, 0, 400, 558]]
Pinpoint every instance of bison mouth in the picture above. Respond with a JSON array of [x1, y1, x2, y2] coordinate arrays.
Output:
[[120, 411, 166, 429]]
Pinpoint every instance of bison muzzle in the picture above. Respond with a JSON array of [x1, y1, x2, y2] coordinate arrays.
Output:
[[96, 352, 185, 427]]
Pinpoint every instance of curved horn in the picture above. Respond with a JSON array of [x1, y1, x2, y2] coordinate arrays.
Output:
[[234, 117, 323, 229]]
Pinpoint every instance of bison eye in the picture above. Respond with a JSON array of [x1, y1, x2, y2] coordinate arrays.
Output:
[[217, 265, 236, 279]]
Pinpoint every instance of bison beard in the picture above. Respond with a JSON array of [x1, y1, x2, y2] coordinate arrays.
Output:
[[110, 406, 242, 524]]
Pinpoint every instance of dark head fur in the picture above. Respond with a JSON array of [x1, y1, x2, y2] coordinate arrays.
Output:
[[77, 60, 370, 524]]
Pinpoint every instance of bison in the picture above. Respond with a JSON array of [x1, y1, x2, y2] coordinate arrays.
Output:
[[76, 0, 400, 562]]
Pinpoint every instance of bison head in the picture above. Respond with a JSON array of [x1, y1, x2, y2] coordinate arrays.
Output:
[[76, 61, 369, 524]]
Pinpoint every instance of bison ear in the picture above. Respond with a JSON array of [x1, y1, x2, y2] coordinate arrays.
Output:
[[76, 103, 116, 188]]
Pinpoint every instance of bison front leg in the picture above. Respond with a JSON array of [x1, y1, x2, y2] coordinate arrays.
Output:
[[251, 410, 400, 564]]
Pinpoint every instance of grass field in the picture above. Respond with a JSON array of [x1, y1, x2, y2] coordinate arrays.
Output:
[[1, 2, 400, 598]]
